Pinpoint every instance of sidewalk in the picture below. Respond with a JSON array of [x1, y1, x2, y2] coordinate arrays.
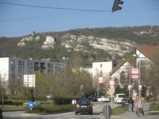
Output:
[[112, 102, 159, 119]]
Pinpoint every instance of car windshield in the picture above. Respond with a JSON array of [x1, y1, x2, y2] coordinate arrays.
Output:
[[119, 95, 126, 98], [77, 100, 90, 105]]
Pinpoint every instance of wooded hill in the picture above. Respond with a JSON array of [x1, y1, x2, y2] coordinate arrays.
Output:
[[0, 26, 159, 66]]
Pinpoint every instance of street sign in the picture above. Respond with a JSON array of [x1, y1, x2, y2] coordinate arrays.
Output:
[[109, 89, 115, 94], [131, 68, 139, 74], [109, 80, 115, 86], [138, 85, 142, 90], [110, 85, 115, 89], [28, 101, 34, 109], [128, 85, 132, 90], [98, 77, 104, 84], [131, 75, 139, 79]]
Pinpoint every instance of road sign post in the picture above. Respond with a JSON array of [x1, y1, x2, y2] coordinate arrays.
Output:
[[109, 80, 115, 108], [28, 101, 34, 110]]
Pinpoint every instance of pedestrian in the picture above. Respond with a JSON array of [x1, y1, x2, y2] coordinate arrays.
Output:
[[128, 97, 134, 112], [134, 96, 138, 115], [136, 96, 144, 117]]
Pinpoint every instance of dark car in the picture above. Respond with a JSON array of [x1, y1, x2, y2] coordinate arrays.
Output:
[[87, 95, 97, 102], [75, 99, 93, 115], [122, 97, 129, 105]]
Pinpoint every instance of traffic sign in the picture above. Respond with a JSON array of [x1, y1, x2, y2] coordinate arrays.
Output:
[[131, 74, 139, 79], [28, 101, 34, 109], [138, 85, 142, 90], [128, 85, 132, 90], [110, 85, 115, 89], [109, 89, 115, 94], [98, 77, 104, 84], [109, 80, 115, 86], [131, 68, 139, 74]]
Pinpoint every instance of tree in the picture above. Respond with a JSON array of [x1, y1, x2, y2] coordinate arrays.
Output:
[[144, 52, 159, 98]]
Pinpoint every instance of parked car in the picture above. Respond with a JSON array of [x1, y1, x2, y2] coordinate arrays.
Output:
[[87, 95, 97, 102], [75, 99, 93, 115], [122, 97, 129, 105], [114, 93, 127, 104], [97, 96, 110, 102]]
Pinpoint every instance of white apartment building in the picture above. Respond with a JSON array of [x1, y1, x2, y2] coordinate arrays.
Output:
[[92, 61, 114, 84], [0, 57, 66, 86]]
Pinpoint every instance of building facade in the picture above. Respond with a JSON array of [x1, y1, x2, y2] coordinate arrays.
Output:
[[0, 57, 66, 86]]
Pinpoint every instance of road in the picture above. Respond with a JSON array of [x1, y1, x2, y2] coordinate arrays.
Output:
[[3, 102, 159, 119], [3, 102, 118, 119]]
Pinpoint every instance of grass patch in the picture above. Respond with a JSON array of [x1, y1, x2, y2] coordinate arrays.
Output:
[[112, 105, 128, 115], [149, 102, 159, 115], [1, 105, 26, 111], [150, 111, 159, 115]]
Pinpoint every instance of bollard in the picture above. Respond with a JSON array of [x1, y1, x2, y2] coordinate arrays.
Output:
[[102, 105, 112, 119]]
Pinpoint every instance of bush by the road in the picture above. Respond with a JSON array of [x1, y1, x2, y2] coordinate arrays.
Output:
[[53, 96, 80, 105], [26, 104, 75, 114], [0, 100, 23, 106], [149, 101, 159, 115]]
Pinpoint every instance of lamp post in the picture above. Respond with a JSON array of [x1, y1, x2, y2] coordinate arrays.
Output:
[[128, 68, 131, 97], [133, 54, 142, 98], [138, 61, 142, 97]]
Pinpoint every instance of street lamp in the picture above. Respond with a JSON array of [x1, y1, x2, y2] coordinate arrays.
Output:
[[133, 54, 142, 97], [138, 61, 142, 97], [128, 68, 132, 97]]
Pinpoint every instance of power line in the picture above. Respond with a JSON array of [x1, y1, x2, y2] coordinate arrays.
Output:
[[0, 1, 111, 13]]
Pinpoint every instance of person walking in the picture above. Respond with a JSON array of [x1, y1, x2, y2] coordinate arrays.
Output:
[[134, 96, 138, 115], [136, 96, 144, 117], [128, 97, 134, 112]]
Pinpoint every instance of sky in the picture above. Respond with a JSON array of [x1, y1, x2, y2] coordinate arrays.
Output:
[[0, 0, 159, 37]]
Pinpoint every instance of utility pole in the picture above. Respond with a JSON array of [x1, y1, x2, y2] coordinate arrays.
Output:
[[138, 61, 141, 97]]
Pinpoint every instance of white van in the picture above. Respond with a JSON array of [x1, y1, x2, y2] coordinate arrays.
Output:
[[114, 93, 127, 104]]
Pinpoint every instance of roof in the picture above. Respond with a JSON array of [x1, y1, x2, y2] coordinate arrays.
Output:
[[110, 60, 126, 75], [111, 45, 159, 76], [110, 59, 136, 76], [128, 60, 136, 68], [136, 45, 159, 60]]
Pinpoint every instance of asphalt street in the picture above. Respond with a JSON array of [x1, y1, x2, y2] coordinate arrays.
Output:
[[2, 102, 159, 119]]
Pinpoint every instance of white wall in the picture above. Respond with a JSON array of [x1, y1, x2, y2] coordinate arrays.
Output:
[[111, 62, 131, 80], [0, 57, 9, 82], [92, 61, 113, 79]]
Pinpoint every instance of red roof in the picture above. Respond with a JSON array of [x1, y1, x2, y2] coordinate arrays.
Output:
[[128, 60, 136, 68], [136, 45, 159, 59]]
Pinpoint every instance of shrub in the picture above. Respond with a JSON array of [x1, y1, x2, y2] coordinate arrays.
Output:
[[53, 96, 74, 105], [0, 100, 23, 105], [26, 104, 75, 114]]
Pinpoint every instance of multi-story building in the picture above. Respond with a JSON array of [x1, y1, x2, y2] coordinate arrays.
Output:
[[0, 57, 66, 86], [92, 61, 114, 79]]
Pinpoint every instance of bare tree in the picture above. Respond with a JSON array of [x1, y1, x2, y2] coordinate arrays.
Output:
[[0, 73, 8, 107], [145, 52, 159, 98]]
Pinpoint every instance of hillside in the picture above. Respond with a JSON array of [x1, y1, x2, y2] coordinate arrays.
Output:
[[0, 26, 159, 66]]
